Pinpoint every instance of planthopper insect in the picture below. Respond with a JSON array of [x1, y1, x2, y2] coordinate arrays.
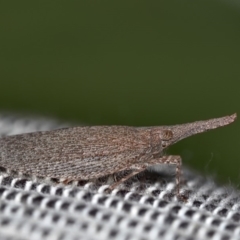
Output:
[[0, 113, 237, 198]]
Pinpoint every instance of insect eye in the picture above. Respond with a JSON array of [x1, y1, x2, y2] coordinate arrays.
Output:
[[160, 130, 173, 141], [162, 142, 167, 148]]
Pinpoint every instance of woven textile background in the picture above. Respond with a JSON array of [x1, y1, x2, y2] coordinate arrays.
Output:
[[0, 113, 240, 240]]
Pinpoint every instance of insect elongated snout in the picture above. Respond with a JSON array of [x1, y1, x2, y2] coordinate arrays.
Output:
[[158, 113, 237, 149]]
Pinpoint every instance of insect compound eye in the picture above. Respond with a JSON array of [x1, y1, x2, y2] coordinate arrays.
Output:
[[162, 141, 167, 148], [160, 130, 173, 141]]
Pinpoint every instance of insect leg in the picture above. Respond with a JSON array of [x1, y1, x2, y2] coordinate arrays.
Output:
[[149, 155, 182, 197], [108, 167, 146, 191]]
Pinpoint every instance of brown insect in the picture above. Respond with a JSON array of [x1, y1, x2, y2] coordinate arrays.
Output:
[[0, 113, 236, 198]]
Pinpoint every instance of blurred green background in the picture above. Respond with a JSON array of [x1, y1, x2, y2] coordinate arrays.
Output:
[[0, 0, 240, 186]]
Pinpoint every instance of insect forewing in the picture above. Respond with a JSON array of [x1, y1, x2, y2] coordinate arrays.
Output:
[[0, 126, 149, 180]]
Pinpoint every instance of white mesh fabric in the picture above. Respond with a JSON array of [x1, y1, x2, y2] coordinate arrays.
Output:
[[0, 113, 240, 240]]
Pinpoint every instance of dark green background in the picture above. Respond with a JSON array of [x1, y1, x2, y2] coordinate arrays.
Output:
[[1, 1, 240, 186]]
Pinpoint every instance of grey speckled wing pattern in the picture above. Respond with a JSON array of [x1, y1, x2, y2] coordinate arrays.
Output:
[[0, 126, 151, 180]]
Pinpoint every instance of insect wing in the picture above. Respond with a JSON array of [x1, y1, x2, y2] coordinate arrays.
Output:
[[0, 126, 148, 180]]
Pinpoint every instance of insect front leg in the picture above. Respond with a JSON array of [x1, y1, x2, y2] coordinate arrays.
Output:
[[149, 155, 182, 198]]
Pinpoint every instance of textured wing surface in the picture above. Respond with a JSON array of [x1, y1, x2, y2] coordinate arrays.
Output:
[[0, 126, 149, 179]]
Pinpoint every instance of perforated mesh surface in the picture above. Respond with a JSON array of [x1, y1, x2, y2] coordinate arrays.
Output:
[[0, 113, 240, 240]]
